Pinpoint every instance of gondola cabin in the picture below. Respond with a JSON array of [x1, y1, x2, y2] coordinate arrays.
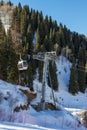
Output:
[[18, 60, 28, 71]]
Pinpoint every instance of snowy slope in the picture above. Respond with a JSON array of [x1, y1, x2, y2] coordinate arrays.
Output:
[[56, 56, 72, 91], [56, 56, 87, 109], [0, 55, 87, 130], [0, 122, 56, 130]]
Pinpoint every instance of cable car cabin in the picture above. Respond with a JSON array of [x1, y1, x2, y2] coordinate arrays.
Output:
[[18, 60, 28, 71]]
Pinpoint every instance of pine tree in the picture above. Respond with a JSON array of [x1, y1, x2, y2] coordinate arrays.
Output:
[[0, 19, 6, 44], [7, 48, 18, 84], [48, 61, 58, 91], [0, 44, 8, 80], [20, 7, 27, 36], [27, 24, 33, 49], [35, 28, 41, 52], [77, 47, 86, 93], [5, 32, 18, 84], [43, 35, 50, 51], [0, 19, 7, 80], [31, 9, 37, 31], [27, 64, 34, 91], [37, 11, 43, 26], [49, 28, 54, 51], [69, 61, 79, 95], [78, 46, 86, 65], [78, 62, 86, 93], [38, 61, 43, 82]]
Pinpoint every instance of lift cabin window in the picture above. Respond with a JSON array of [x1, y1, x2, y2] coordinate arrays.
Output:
[[23, 61, 28, 67]]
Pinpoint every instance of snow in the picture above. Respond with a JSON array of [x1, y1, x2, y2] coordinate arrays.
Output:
[[0, 80, 28, 111], [0, 55, 87, 130], [0, 122, 56, 130], [56, 56, 72, 91], [0, 13, 11, 33]]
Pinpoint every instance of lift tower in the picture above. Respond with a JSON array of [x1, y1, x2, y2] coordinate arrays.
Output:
[[33, 51, 57, 110]]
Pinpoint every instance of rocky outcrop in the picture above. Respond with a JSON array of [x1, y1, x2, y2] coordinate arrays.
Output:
[[0, 4, 14, 33], [77, 110, 87, 127], [20, 89, 37, 101]]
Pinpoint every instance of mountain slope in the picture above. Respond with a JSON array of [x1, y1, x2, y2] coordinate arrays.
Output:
[[0, 56, 86, 129]]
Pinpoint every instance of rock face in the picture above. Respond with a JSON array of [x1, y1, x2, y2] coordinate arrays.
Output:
[[20, 89, 37, 101], [78, 110, 87, 128], [0, 12, 11, 33], [0, 4, 14, 33]]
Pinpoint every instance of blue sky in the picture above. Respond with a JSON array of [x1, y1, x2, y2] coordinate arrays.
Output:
[[3, 0, 87, 36]]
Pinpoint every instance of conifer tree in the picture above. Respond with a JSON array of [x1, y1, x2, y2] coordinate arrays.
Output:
[[27, 64, 34, 91], [37, 11, 43, 26], [78, 62, 86, 93], [7, 48, 18, 84], [0, 19, 7, 80], [38, 61, 43, 82], [20, 8, 27, 36], [31, 9, 37, 31], [6, 32, 18, 83], [0, 19, 6, 44], [77, 47, 86, 93], [43, 35, 50, 51], [48, 61, 58, 91], [78, 46, 86, 65], [49, 28, 54, 51], [0, 43, 8, 80], [58, 25, 65, 47], [35, 28, 41, 52], [69, 60, 79, 95]]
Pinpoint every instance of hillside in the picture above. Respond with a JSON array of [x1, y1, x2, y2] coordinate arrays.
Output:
[[0, 56, 86, 130], [0, 1, 87, 92], [0, 1, 87, 129]]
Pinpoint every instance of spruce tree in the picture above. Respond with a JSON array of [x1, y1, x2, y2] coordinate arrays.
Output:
[[5, 31, 18, 84], [20, 7, 27, 36], [78, 62, 86, 93], [69, 61, 79, 95], [0, 44, 8, 80], [27, 64, 34, 91], [48, 61, 58, 91], [43, 35, 50, 51], [38, 61, 43, 82], [35, 28, 41, 52], [77, 47, 86, 93], [0, 19, 7, 80], [7, 48, 18, 84]]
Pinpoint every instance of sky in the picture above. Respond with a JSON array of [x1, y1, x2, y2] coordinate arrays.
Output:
[[3, 0, 87, 36]]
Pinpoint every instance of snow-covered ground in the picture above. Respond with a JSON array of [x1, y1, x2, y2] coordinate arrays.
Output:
[[0, 122, 56, 130], [0, 56, 87, 130]]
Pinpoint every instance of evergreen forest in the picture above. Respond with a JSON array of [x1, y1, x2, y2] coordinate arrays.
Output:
[[0, 1, 87, 94]]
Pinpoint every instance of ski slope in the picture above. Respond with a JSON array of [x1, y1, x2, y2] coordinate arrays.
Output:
[[0, 122, 56, 130]]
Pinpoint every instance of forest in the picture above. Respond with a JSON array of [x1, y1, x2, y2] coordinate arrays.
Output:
[[0, 1, 87, 95]]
